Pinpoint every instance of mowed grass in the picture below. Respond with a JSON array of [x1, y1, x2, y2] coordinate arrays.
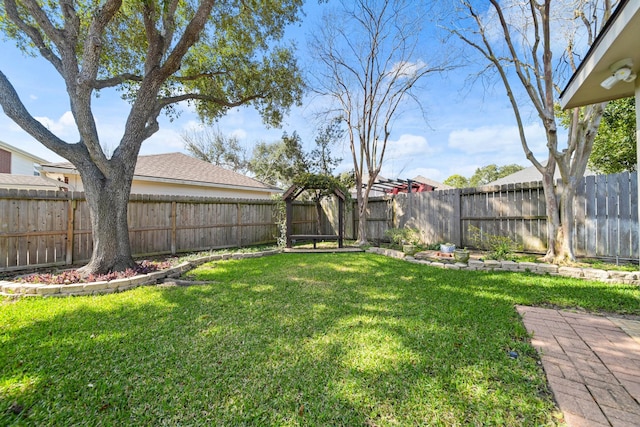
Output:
[[1, 253, 639, 426]]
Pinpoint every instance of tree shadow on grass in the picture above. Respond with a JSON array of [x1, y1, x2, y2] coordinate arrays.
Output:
[[4, 253, 635, 425]]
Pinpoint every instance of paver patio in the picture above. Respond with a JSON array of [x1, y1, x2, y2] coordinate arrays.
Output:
[[517, 305, 640, 427]]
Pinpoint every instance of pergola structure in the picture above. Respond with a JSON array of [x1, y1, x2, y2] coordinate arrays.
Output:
[[559, 0, 639, 260], [282, 184, 345, 249], [365, 178, 434, 195]]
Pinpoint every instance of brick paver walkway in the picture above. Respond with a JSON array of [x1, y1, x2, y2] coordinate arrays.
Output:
[[516, 306, 640, 427]]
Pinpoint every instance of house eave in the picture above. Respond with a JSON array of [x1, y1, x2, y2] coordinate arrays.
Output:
[[560, 0, 640, 109], [0, 140, 49, 164]]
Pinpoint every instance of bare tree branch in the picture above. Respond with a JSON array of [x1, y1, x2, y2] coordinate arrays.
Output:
[[0, 70, 78, 160], [310, 0, 450, 244]]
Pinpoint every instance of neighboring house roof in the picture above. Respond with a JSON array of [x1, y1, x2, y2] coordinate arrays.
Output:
[[0, 173, 69, 190], [486, 164, 596, 186], [0, 140, 48, 165], [412, 175, 453, 190], [42, 152, 279, 193]]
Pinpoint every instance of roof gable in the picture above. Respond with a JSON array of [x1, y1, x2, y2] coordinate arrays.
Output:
[[0, 140, 49, 165]]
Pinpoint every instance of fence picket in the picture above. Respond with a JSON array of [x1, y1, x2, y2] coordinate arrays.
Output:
[[1, 171, 639, 272], [0, 191, 316, 272], [359, 171, 638, 261]]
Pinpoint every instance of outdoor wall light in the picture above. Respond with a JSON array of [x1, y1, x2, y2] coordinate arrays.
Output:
[[600, 58, 637, 89]]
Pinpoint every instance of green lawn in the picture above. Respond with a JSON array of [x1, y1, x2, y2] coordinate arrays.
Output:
[[2, 253, 638, 426]]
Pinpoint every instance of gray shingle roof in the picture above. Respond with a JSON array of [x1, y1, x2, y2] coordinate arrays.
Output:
[[486, 164, 596, 186], [412, 175, 453, 190], [0, 173, 69, 190], [44, 152, 277, 191]]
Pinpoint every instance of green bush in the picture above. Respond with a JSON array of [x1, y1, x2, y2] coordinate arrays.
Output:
[[467, 225, 522, 261], [385, 226, 421, 247]]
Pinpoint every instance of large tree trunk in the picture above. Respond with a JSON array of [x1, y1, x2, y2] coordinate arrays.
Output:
[[356, 196, 369, 246], [557, 183, 577, 263], [77, 161, 137, 275], [541, 168, 578, 264], [354, 171, 377, 246], [314, 198, 323, 235], [540, 166, 560, 262]]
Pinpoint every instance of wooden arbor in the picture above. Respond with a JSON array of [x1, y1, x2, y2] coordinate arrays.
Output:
[[282, 183, 345, 249]]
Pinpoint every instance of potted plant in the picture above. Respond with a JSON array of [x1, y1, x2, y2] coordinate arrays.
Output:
[[440, 242, 456, 253], [454, 247, 470, 263]]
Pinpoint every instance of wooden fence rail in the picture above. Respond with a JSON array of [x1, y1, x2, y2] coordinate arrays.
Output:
[[2, 170, 637, 272], [356, 171, 638, 261], [0, 190, 318, 272]]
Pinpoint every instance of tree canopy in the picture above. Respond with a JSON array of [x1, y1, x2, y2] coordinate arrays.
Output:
[[249, 131, 309, 188], [444, 164, 524, 188], [589, 97, 637, 174], [182, 127, 249, 173], [0, 0, 305, 274], [248, 119, 347, 190]]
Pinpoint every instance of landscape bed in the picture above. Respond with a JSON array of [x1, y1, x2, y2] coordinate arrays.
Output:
[[1, 252, 639, 425]]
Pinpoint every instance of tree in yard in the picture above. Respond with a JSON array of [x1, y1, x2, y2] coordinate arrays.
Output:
[[182, 127, 248, 173], [443, 174, 470, 189], [444, 164, 525, 188], [588, 97, 636, 174], [309, 0, 447, 245], [304, 118, 346, 234], [308, 117, 344, 177], [0, 0, 304, 274], [249, 131, 309, 188], [451, 0, 615, 263], [468, 163, 524, 187]]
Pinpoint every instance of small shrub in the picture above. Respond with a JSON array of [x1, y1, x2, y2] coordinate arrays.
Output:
[[467, 225, 522, 261], [385, 226, 421, 248], [425, 242, 442, 251]]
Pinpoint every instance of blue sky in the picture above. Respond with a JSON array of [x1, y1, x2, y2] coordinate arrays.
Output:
[[0, 1, 553, 184]]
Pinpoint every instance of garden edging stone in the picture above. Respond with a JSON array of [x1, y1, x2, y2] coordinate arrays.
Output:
[[368, 247, 640, 286], [0, 250, 281, 298]]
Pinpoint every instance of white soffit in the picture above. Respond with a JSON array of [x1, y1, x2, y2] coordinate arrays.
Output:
[[560, 0, 640, 109]]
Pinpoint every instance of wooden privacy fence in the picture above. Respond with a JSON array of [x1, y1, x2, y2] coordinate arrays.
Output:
[[3, 170, 637, 271], [0, 190, 316, 272], [353, 171, 638, 261]]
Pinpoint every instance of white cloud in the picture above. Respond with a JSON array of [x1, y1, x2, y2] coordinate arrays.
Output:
[[386, 134, 434, 159], [142, 128, 185, 155], [35, 111, 77, 138], [230, 129, 248, 140], [448, 123, 546, 156], [391, 60, 428, 79], [182, 120, 205, 132]]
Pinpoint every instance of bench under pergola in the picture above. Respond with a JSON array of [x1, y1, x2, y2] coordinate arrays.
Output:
[[283, 183, 345, 249]]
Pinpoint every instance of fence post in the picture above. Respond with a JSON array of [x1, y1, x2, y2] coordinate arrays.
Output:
[[170, 201, 177, 255], [65, 197, 76, 265], [452, 189, 462, 247], [236, 202, 242, 247]]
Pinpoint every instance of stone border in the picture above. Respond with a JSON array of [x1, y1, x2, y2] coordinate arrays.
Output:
[[367, 247, 640, 286], [3, 247, 637, 297], [0, 249, 280, 298]]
